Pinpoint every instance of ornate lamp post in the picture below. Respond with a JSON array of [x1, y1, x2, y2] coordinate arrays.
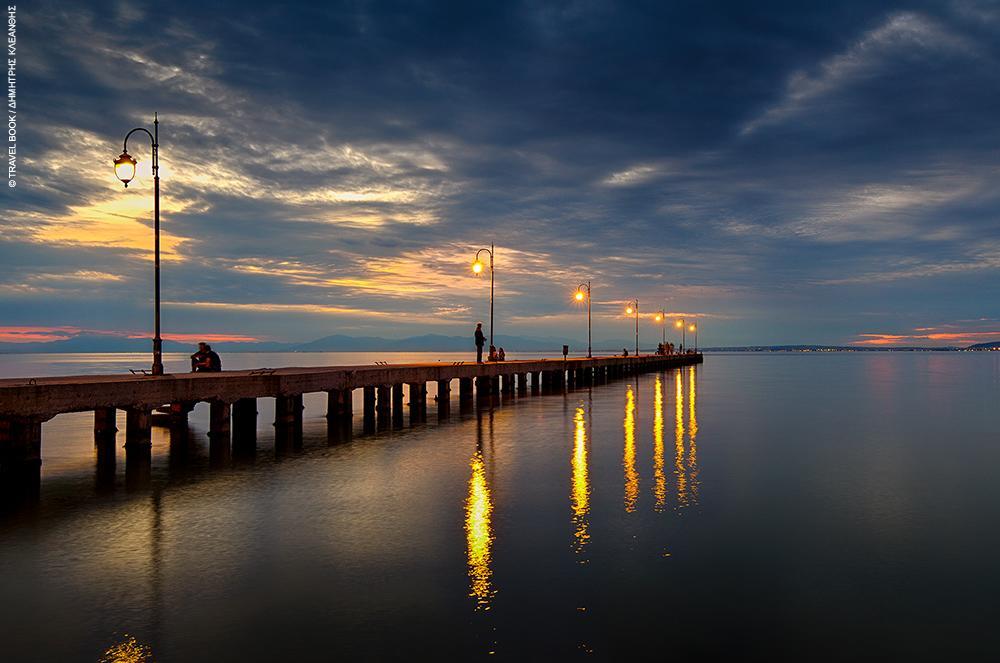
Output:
[[574, 281, 592, 358], [114, 113, 163, 376], [472, 244, 495, 348], [625, 299, 639, 356], [689, 322, 698, 352], [675, 318, 686, 352]]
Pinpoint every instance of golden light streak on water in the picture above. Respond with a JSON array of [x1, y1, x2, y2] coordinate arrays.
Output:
[[675, 370, 688, 507], [571, 405, 591, 558], [653, 375, 667, 511], [465, 450, 495, 610], [688, 366, 700, 504], [99, 635, 152, 662], [624, 385, 639, 512]]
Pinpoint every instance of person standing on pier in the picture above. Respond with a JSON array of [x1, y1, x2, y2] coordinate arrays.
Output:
[[474, 323, 486, 363]]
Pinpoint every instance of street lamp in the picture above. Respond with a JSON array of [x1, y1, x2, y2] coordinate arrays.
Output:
[[472, 244, 495, 348], [625, 299, 639, 356], [115, 113, 163, 376], [574, 281, 592, 358], [655, 309, 666, 349], [675, 318, 686, 352], [689, 322, 698, 352]]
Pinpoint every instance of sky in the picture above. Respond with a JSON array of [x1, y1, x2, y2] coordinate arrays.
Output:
[[3, 0, 1000, 348]]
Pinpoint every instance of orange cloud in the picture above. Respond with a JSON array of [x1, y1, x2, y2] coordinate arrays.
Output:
[[853, 330, 1000, 347]]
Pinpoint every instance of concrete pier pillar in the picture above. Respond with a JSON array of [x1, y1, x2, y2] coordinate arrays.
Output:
[[0, 415, 42, 479], [94, 407, 117, 440], [326, 388, 353, 420], [567, 369, 576, 390], [376, 385, 392, 430], [209, 401, 231, 441], [476, 376, 491, 401], [233, 398, 257, 452], [517, 373, 528, 395], [459, 377, 474, 403], [408, 382, 427, 423], [531, 371, 541, 395], [209, 401, 232, 467], [275, 394, 303, 450], [363, 386, 376, 432], [392, 384, 405, 427], [490, 376, 501, 399], [437, 379, 452, 419], [125, 407, 153, 448], [501, 374, 514, 395], [166, 401, 194, 428]]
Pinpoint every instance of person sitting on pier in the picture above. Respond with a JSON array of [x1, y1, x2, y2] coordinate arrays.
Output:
[[622, 347, 629, 357], [474, 322, 486, 363], [488, 345, 498, 362], [497, 347, 506, 361], [191, 342, 222, 372]]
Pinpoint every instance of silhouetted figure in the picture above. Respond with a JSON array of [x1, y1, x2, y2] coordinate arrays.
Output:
[[497, 347, 506, 361], [623, 347, 629, 357], [474, 323, 486, 363], [488, 345, 498, 362], [191, 342, 222, 372]]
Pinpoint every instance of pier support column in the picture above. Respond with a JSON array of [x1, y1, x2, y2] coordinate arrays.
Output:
[[326, 388, 353, 420], [125, 407, 152, 448], [0, 416, 42, 499], [124, 408, 152, 491], [490, 376, 501, 400], [437, 379, 452, 419], [274, 395, 303, 451], [501, 374, 514, 396], [209, 401, 232, 466], [567, 369, 576, 390], [376, 386, 392, 430], [233, 398, 257, 453], [459, 377, 474, 414], [476, 376, 491, 402], [363, 387, 376, 433], [531, 372, 541, 395], [392, 384, 405, 428], [517, 373, 528, 395], [408, 382, 427, 424], [167, 401, 194, 428], [94, 407, 117, 440]]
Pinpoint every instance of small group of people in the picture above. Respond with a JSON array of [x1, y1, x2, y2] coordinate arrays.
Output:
[[656, 342, 676, 355], [190, 342, 222, 372], [473, 322, 506, 363]]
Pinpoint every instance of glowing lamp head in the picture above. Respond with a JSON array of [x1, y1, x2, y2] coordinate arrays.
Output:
[[675, 320, 683, 328], [472, 260, 484, 274], [626, 306, 634, 315], [575, 291, 585, 302], [114, 151, 137, 188], [689, 324, 696, 332], [655, 314, 663, 322]]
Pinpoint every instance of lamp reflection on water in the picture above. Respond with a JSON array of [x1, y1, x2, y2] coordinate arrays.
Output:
[[466, 449, 495, 609], [623, 385, 639, 512], [571, 405, 591, 558], [653, 375, 666, 511], [674, 370, 688, 507], [688, 366, 699, 504]]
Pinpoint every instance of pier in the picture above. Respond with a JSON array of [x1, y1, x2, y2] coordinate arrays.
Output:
[[0, 353, 702, 494]]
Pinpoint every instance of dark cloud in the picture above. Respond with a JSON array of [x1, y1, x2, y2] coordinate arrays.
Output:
[[3, 0, 1000, 345]]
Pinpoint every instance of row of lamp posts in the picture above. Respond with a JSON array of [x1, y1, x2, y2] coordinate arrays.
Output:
[[114, 115, 698, 375]]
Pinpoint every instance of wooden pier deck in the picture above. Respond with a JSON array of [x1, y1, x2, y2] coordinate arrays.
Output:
[[0, 353, 703, 490]]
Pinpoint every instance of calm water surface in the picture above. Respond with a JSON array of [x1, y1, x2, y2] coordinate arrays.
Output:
[[1, 352, 1000, 660]]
